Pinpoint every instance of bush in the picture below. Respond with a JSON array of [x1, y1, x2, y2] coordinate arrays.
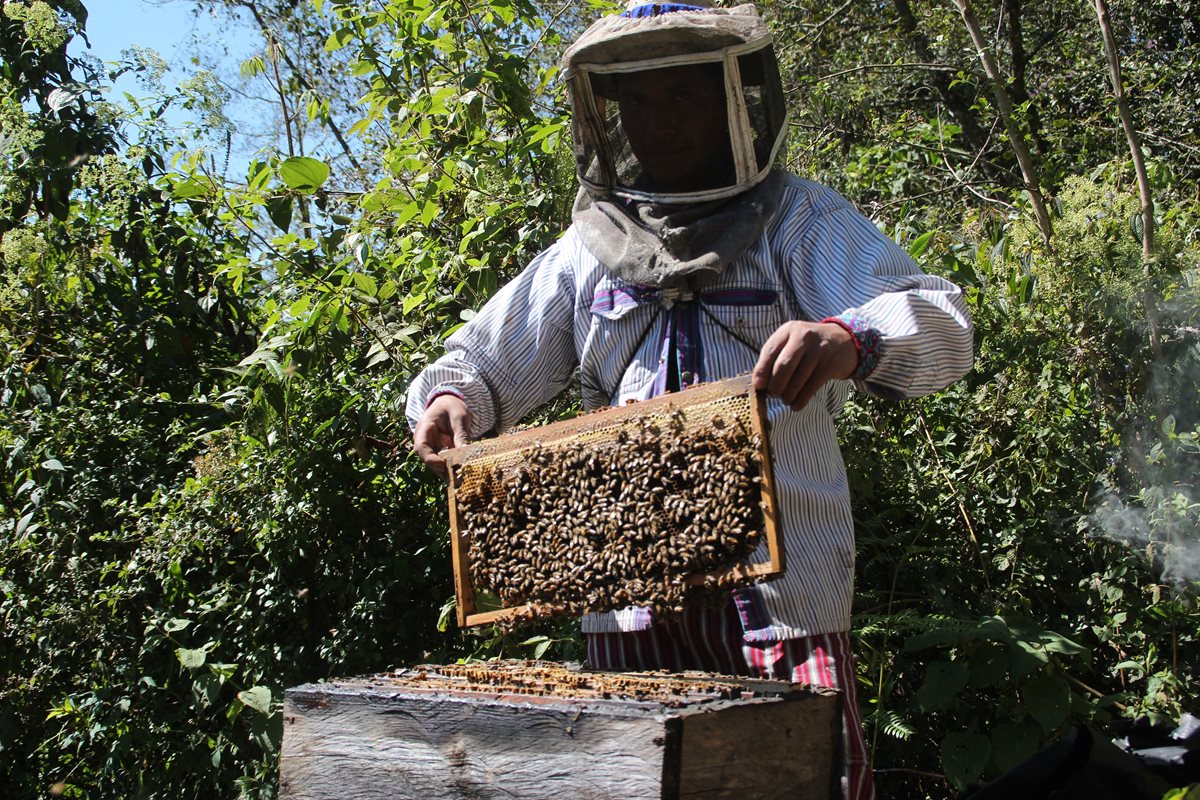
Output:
[[844, 174, 1200, 795]]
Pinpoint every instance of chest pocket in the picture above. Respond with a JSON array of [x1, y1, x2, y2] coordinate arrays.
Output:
[[582, 279, 663, 406], [698, 286, 789, 377]]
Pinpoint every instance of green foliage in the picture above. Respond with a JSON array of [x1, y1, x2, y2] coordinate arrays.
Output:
[[1, 0, 578, 794], [845, 175, 1200, 795], [764, 0, 1200, 217]]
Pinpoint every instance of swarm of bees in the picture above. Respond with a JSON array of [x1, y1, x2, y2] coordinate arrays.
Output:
[[454, 407, 766, 622]]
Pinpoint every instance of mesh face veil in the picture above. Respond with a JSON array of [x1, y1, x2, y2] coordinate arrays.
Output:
[[562, 2, 787, 205]]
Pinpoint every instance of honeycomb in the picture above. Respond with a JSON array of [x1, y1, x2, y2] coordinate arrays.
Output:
[[389, 661, 771, 706], [444, 377, 782, 627]]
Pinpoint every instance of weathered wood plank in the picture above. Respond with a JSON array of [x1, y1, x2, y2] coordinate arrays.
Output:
[[280, 667, 840, 800], [281, 684, 670, 800], [748, 382, 784, 575], [678, 695, 841, 798]]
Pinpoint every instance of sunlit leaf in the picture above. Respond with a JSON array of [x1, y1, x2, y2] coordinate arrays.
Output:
[[47, 83, 88, 112], [278, 157, 330, 191], [238, 686, 272, 714], [176, 647, 207, 670], [908, 230, 934, 258]]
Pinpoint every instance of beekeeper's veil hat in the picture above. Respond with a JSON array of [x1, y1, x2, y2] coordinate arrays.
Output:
[[561, 1, 787, 205]]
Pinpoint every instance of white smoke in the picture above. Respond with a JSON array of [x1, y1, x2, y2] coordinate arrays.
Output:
[[1090, 490, 1200, 586], [1087, 291, 1200, 587]]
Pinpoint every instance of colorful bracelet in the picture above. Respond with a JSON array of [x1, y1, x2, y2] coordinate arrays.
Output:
[[821, 313, 882, 380]]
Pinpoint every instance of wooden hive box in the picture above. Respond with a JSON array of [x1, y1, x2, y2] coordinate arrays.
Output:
[[280, 661, 841, 800], [441, 375, 785, 628]]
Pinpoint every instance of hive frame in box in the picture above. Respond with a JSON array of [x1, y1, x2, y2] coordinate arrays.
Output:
[[440, 374, 784, 628]]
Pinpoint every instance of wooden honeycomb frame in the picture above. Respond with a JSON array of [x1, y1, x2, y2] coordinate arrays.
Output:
[[441, 375, 784, 627]]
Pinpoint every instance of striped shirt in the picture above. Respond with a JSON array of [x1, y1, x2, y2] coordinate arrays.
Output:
[[406, 173, 974, 639]]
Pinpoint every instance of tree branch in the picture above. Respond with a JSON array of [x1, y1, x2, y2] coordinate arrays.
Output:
[[952, 0, 1054, 246], [232, 0, 364, 174], [1092, 0, 1154, 263]]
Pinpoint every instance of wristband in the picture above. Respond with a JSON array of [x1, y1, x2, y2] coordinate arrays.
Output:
[[820, 313, 882, 380]]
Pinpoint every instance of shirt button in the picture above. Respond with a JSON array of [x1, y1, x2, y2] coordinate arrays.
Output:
[[735, 316, 746, 327], [681, 371, 694, 384]]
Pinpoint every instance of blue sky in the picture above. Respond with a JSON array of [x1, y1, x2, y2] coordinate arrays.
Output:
[[75, 0, 239, 67], [73, 0, 264, 166]]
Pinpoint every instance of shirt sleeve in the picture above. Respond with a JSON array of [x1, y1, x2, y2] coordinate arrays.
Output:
[[788, 197, 974, 400], [404, 240, 579, 438]]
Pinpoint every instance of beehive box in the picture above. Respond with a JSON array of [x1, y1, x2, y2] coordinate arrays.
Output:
[[280, 661, 841, 800], [442, 375, 784, 628]]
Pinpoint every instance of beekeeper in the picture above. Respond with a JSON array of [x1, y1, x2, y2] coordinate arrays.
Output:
[[408, 3, 974, 797]]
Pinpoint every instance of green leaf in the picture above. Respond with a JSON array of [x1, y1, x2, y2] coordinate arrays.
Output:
[[41, 459, 65, 471], [437, 596, 456, 632], [394, 201, 420, 226], [973, 616, 1014, 642], [192, 673, 221, 707], [1129, 212, 1145, 244], [176, 647, 207, 670], [989, 720, 1042, 773], [365, 342, 392, 369], [967, 644, 1009, 688], [908, 230, 934, 258], [1036, 631, 1088, 658], [279, 157, 330, 191], [1021, 674, 1071, 732], [325, 28, 353, 52], [402, 293, 426, 315], [266, 196, 293, 232], [352, 272, 378, 296], [47, 83, 87, 112], [240, 55, 266, 78], [420, 201, 440, 225], [238, 685, 273, 714], [941, 730, 990, 789], [526, 122, 564, 147], [247, 160, 272, 189], [904, 621, 972, 651], [1009, 638, 1050, 678], [171, 178, 209, 200], [917, 660, 969, 710]]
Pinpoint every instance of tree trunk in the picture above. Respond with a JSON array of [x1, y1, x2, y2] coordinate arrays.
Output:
[[951, 0, 1054, 246], [1001, 0, 1046, 157], [1092, 0, 1154, 264], [1092, 0, 1165, 436]]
